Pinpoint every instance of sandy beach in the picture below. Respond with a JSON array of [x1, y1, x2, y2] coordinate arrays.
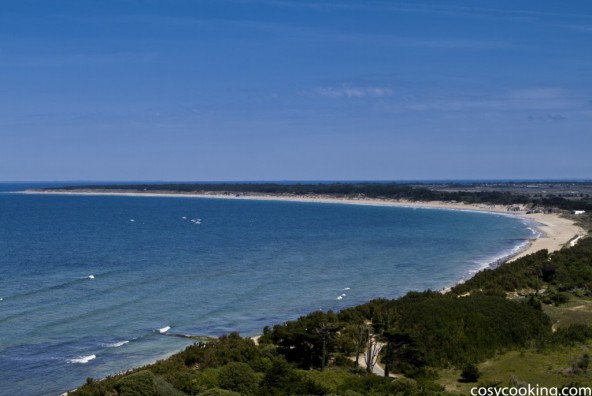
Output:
[[23, 189, 586, 262]]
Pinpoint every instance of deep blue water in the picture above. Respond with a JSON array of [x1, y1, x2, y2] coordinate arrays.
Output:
[[0, 183, 535, 395]]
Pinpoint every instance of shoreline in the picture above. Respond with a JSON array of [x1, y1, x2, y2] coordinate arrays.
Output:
[[22, 189, 586, 262], [26, 189, 585, 395]]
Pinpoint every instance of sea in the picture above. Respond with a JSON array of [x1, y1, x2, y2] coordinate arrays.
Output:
[[0, 182, 539, 396]]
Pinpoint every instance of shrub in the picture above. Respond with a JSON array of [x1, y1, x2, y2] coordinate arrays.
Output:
[[217, 362, 258, 395], [550, 292, 570, 306], [332, 354, 354, 368], [115, 370, 157, 396], [337, 374, 398, 394], [198, 389, 240, 396], [460, 363, 481, 383], [191, 368, 220, 394], [260, 357, 328, 395]]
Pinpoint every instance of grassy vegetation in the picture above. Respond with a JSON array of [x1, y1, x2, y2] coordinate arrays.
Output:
[[544, 297, 592, 330], [438, 343, 592, 393]]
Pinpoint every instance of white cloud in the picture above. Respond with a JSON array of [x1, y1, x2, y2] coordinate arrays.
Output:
[[313, 86, 394, 99]]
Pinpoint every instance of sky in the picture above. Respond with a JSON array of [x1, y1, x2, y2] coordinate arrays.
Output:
[[1, 0, 591, 181]]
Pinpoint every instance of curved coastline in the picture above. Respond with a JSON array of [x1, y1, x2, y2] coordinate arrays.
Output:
[[21, 189, 585, 263], [20, 189, 586, 296], [19, 189, 587, 395]]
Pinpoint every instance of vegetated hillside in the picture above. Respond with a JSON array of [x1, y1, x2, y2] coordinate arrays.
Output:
[[452, 237, 592, 296], [70, 238, 592, 396]]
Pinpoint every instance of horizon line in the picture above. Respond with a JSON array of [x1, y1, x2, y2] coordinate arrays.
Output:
[[2, 178, 592, 184]]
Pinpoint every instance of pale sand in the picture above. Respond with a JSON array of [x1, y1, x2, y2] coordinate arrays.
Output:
[[22, 190, 586, 261], [507, 212, 585, 262]]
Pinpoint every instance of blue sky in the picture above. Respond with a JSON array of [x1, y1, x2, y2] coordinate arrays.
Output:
[[1, 0, 591, 181]]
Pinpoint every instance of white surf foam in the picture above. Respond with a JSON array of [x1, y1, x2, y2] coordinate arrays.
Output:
[[343, 287, 350, 290], [68, 354, 96, 364], [470, 239, 531, 274], [158, 326, 171, 334], [107, 340, 129, 348]]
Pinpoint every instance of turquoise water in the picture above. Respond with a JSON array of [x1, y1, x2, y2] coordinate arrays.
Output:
[[0, 183, 535, 395]]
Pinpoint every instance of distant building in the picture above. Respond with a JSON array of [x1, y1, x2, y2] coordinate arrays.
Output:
[[573, 210, 586, 215]]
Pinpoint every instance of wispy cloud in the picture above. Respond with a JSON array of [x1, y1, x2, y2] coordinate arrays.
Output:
[[390, 38, 508, 50], [527, 113, 567, 122], [555, 23, 592, 32], [312, 85, 394, 99], [507, 88, 567, 100], [381, 2, 592, 21], [377, 87, 589, 115], [10, 11, 512, 54], [256, 1, 592, 22], [255, 0, 356, 11]]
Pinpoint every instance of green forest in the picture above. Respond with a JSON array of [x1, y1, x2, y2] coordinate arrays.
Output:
[[69, 238, 592, 395]]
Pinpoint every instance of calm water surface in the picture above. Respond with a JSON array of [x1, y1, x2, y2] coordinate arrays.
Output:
[[0, 183, 535, 395]]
